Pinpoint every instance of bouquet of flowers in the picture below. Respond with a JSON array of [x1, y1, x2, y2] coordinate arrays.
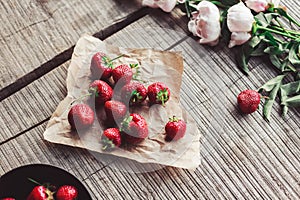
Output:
[[143, 0, 300, 120]]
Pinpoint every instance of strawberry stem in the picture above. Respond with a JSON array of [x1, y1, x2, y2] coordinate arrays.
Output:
[[169, 115, 179, 122], [120, 115, 133, 131], [157, 88, 169, 106], [101, 138, 115, 150], [110, 54, 125, 62], [28, 178, 42, 186]]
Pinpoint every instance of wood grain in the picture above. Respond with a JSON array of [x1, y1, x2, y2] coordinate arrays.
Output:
[[1, 0, 300, 199], [0, 0, 142, 89]]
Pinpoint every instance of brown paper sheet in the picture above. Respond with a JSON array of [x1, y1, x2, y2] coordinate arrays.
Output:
[[43, 35, 202, 170]]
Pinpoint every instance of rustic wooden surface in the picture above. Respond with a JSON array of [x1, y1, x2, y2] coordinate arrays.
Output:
[[1, 0, 300, 199]]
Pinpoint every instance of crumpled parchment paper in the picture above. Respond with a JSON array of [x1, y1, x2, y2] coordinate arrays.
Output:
[[43, 35, 202, 170]]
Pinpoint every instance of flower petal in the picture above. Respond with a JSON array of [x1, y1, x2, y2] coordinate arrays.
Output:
[[245, 0, 268, 12], [227, 2, 255, 32], [228, 32, 252, 48], [142, 0, 177, 12], [188, 1, 221, 46]]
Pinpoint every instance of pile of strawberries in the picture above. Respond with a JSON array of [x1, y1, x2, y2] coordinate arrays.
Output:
[[67, 52, 187, 150], [2, 183, 78, 200]]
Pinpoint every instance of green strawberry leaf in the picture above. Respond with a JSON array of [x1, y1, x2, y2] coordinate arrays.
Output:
[[259, 75, 285, 120], [258, 75, 285, 92], [281, 95, 300, 107], [288, 42, 300, 68], [280, 80, 300, 116]]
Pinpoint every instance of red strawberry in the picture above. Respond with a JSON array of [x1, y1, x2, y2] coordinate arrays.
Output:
[[104, 100, 127, 123], [121, 81, 147, 106], [147, 82, 171, 106], [26, 186, 54, 200], [68, 104, 95, 130], [237, 89, 260, 114], [112, 64, 133, 86], [90, 52, 113, 80], [165, 116, 186, 141], [121, 113, 148, 144], [101, 128, 122, 150], [1, 198, 16, 200], [56, 185, 78, 200], [89, 80, 113, 105]]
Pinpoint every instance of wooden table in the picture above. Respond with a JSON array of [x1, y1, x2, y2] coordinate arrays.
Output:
[[1, 0, 300, 199]]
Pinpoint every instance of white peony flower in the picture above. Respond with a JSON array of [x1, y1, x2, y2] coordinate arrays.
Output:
[[227, 2, 255, 48], [228, 32, 252, 48], [245, 0, 268, 12], [142, 0, 177, 12], [227, 2, 255, 32], [188, 1, 221, 46]]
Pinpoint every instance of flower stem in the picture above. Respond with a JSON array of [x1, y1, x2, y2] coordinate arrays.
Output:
[[257, 25, 299, 40], [272, 26, 300, 36]]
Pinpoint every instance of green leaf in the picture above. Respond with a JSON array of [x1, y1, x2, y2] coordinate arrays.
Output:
[[259, 75, 285, 92], [288, 42, 300, 68], [280, 80, 300, 116], [261, 75, 284, 120], [295, 72, 300, 81], [260, 75, 284, 119], [281, 95, 300, 107], [248, 36, 261, 48], [261, 31, 278, 46], [250, 42, 268, 56], [235, 46, 250, 74], [269, 54, 283, 70], [255, 12, 279, 28], [281, 80, 300, 96]]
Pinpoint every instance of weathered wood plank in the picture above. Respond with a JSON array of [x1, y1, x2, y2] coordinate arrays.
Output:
[[1, 1, 300, 199], [0, 0, 142, 89], [187, 63, 300, 199]]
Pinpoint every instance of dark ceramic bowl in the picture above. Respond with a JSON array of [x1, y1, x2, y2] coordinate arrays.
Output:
[[0, 164, 92, 200]]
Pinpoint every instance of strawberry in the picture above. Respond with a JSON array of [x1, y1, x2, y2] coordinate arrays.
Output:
[[237, 89, 260, 114], [165, 116, 186, 141], [104, 100, 127, 123], [112, 64, 133, 86], [121, 81, 147, 106], [101, 128, 122, 150], [121, 113, 148, 144], [90, 52, 113, 80], [147, 82, 170, 106], [56, 185, 78, 200], [1, 198, 16, 200], [68, 104, 95, 130], [89, 80, 113, 105], [26, 186, 54, 200]]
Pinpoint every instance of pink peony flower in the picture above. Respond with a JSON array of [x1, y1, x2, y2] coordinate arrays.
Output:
[[188, 1, 221, 46], [245, 0, 268, 12], [245, 0, 281, 12], [142, 0, 177, 12]]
